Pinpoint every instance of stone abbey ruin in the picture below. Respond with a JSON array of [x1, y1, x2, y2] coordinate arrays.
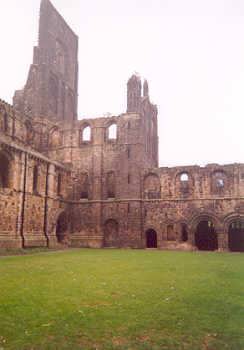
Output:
[[0, 0, 244, 252]]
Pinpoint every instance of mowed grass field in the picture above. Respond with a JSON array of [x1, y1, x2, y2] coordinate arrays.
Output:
[[1, 249, 244, 350]]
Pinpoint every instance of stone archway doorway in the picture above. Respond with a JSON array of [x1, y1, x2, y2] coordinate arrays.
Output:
[[146, 229, 157, 248], [195, 220, 218, 251], [228, 220, 244, 252]]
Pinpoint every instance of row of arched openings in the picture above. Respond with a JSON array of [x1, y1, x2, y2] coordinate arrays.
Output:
[[144, 170, 229, 199], [145, 225, 188, 248], [145, 219, 244, 252], [55, 212, 244, 252], [80, 124, 117, 143], [0, 150, 62, 197], [76, 171, 116, 200]]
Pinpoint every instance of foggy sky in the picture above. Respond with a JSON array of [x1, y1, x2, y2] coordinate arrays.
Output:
[[0, 0, 244, 167]]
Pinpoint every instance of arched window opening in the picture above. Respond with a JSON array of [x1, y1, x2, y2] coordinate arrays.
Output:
[[180, 173, 189, 182], [33, 165, 39, 193], [179, 172, 190, 194], [181, 224, 188, 242], [0, 152, 10, 188], [55, 40, 65, 75], [108, 123, 117, 140], [49, 128, 61, 148], [195, 220, 218, 251], [57, 173, 62, 196], [212, 171, 226, 194], [167, 225, 176, 241], [80, 173, 89, 199], [104, 219, 119, 247], [228, 220, 244, 252], [146, 229, 157, 248], [106, 171, 115, 198], [82, 126, 91, 142], [144, 173, 160, 199]]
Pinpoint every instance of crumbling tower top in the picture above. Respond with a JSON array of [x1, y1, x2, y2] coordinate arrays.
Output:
[[13, 0, 79, 122]]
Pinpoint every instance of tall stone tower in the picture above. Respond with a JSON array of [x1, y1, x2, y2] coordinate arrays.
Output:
[[127, 74, 142, 113], [13, 0, 79, 122]]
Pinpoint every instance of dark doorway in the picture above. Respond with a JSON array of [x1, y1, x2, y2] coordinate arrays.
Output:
[[146, 229, 157, 248], [181, 224, 188, 242], [195, 220, 218, 251], [56, 212, 68, 243], [228, 220, 244, 252]]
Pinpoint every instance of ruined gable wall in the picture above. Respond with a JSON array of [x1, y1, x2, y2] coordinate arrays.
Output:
[[13, 0, 78, 122]]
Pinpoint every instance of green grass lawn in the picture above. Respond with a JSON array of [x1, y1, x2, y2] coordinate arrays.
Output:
[[1, 249, 244, 350]]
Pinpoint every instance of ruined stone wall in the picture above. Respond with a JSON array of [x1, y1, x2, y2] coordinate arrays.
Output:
[[142, 164, 244, 250], [44, 89, 158, 249], [2, 0, 244, 252], [64, 163, 244, 250], [0, 99, 71, 249]]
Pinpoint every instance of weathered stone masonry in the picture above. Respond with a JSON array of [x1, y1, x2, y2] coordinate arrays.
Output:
[[0, 0, 244, 251]]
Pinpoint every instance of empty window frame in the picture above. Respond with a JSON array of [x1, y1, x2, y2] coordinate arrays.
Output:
[[108, 124, 117, 140]]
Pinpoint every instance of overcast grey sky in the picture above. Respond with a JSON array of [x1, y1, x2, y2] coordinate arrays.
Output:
[[0, 0, 244, 167]]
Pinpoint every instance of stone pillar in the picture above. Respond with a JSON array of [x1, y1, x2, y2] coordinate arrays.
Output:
[[218, 232, 229, 252], [16, 152, 27, 248], [46, 164, 58, 248], [188, 229, 196, 251]]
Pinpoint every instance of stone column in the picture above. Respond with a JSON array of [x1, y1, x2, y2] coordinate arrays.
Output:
[[188, 228, 196, 251], [218, 232, 229, 252], [16, 152, 27, 248], [46, 164, 57, 248]]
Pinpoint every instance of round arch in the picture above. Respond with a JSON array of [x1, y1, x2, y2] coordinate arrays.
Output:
[[224, 214, 244, 252], [80, 123, 92, 143], [189, 212, 220, 251], [175, 171, 194, 196], [143, 173, 161, 199]]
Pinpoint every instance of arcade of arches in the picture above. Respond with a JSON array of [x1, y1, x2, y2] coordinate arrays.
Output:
[[142, 217, 244, 251]]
